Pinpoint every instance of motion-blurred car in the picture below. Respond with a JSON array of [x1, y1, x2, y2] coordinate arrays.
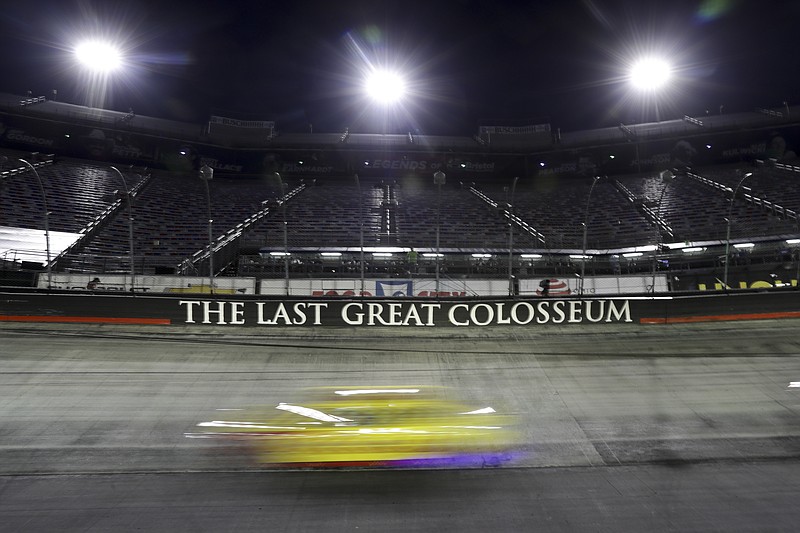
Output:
[[192, 386, 522, 468]]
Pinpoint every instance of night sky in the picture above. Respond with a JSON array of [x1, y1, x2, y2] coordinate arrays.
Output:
[[1, 0, 798, 135]]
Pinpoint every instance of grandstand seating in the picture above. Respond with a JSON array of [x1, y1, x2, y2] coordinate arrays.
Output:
[[245, 177, 380, 250], [76, 172, 284, 273], [474, 177, 654, 250], [0, 152, 147, 234], [697, 165, 800, 222], [617, 169, 798, 243], [394, 176, 510, 250], [2, 148, 799, 277]]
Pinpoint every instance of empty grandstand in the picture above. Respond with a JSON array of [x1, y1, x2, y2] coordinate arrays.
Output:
[[1, 92, 799, 294]]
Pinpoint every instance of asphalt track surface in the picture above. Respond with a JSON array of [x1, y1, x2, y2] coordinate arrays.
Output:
[[1, 320, 799, 532]]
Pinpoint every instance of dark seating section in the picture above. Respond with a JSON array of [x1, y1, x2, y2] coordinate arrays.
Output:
[[697, 165, 800, 223], [246, 178, 380, 249], [77, 172, 284, 272], [0, 152, 146, 234], [3, 154, 800, 275], [617, 169, 798, 242], [394, 176, 510, 249], [248, 175, 512, 251], [474, 177, 653, 250]]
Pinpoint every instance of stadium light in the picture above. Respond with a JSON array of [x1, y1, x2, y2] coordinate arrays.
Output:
[[580, 176, 602, 294], [629, 57, 672, 91], [109, 166, 136, 291], [18, 159, 51, 288], [354, 174, 365, 296], [723, 172, 754, 289], [508, 176, 519, 296], [199, 164, 214, 293], [72, 38, 128, 110], [434, 170, 446, 294], [629, 56, 673, 122], [365, 69, 406, 104], [74, 40, 123, 73], [269, 172, 290, 295], [650, 171, 676, 291]]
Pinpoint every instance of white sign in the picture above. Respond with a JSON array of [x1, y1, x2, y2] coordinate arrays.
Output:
[[39, 273, 256, 294], [209, 116, 275, 129], [519, 275, 668, 295], [259, 278, 509, 297]]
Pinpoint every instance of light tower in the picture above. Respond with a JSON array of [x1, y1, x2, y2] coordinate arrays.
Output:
[[629, 57, 672, 122], [199, 164, 214, 293], [73, 39, 123, 109]]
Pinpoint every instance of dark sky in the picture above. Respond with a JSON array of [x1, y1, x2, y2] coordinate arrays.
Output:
[[1, 0, 798, 135]]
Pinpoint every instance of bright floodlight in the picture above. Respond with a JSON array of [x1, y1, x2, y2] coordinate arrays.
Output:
[[629, 58, 671, 91], [365, 70, 406, 104], [75, 41, 122, 72]]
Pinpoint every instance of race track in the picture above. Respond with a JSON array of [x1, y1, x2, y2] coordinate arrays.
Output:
[[1, 320, 799, 531]]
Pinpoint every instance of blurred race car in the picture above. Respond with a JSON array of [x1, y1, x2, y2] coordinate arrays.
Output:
[[192, 386, 522, 468]]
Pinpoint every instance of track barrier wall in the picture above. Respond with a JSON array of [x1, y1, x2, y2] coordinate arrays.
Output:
[[1, 290, 798, 327]]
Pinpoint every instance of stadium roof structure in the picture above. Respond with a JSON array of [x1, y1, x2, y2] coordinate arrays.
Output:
[[2, 91, 799, 157]]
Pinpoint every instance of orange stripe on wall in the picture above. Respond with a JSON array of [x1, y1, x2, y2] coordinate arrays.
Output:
[[641, 311, 800, 324], [0, 316, 171, 325]]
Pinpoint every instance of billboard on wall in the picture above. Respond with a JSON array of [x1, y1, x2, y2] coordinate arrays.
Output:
[[519, 274, 668, 295], [260, 278, 512, 297], [38, 273, 256, 294], [34, 274, 664, 296], [671, 268, 798, 292], [261, 276, 668, 296]]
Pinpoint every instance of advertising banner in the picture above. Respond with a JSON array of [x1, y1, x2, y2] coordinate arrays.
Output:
[[519, 275, 668, 295], [38, 273, 256, 294], [670, 269, 798, 292], [209, 116, 275, 129], [260, 278, 511, 297], [35, 273, 667, 296]]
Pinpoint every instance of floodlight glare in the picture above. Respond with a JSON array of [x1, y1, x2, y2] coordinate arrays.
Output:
[[629, 58, 671, 91], [75, 40, 122, 72], [365, 70, 406, 103]]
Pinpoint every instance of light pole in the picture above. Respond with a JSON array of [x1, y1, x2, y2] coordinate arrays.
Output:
[[651, 172, 674, 293], [507, 176, 519, 296], [18, 158, 51, 289], [273, 173, 289, 295], [354, 174, 365, 296], [199, 164, 214, 293], [109, 166, 136, 292], [433, 170, 446, 294], [723, 172, 753, 290], [580, 176, 602, 295]]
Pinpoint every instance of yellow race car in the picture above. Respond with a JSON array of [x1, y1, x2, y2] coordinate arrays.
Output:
[[194, 386, 522, 468]]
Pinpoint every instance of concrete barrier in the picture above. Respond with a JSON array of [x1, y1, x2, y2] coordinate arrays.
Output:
[[2, 289, 799, 327]]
